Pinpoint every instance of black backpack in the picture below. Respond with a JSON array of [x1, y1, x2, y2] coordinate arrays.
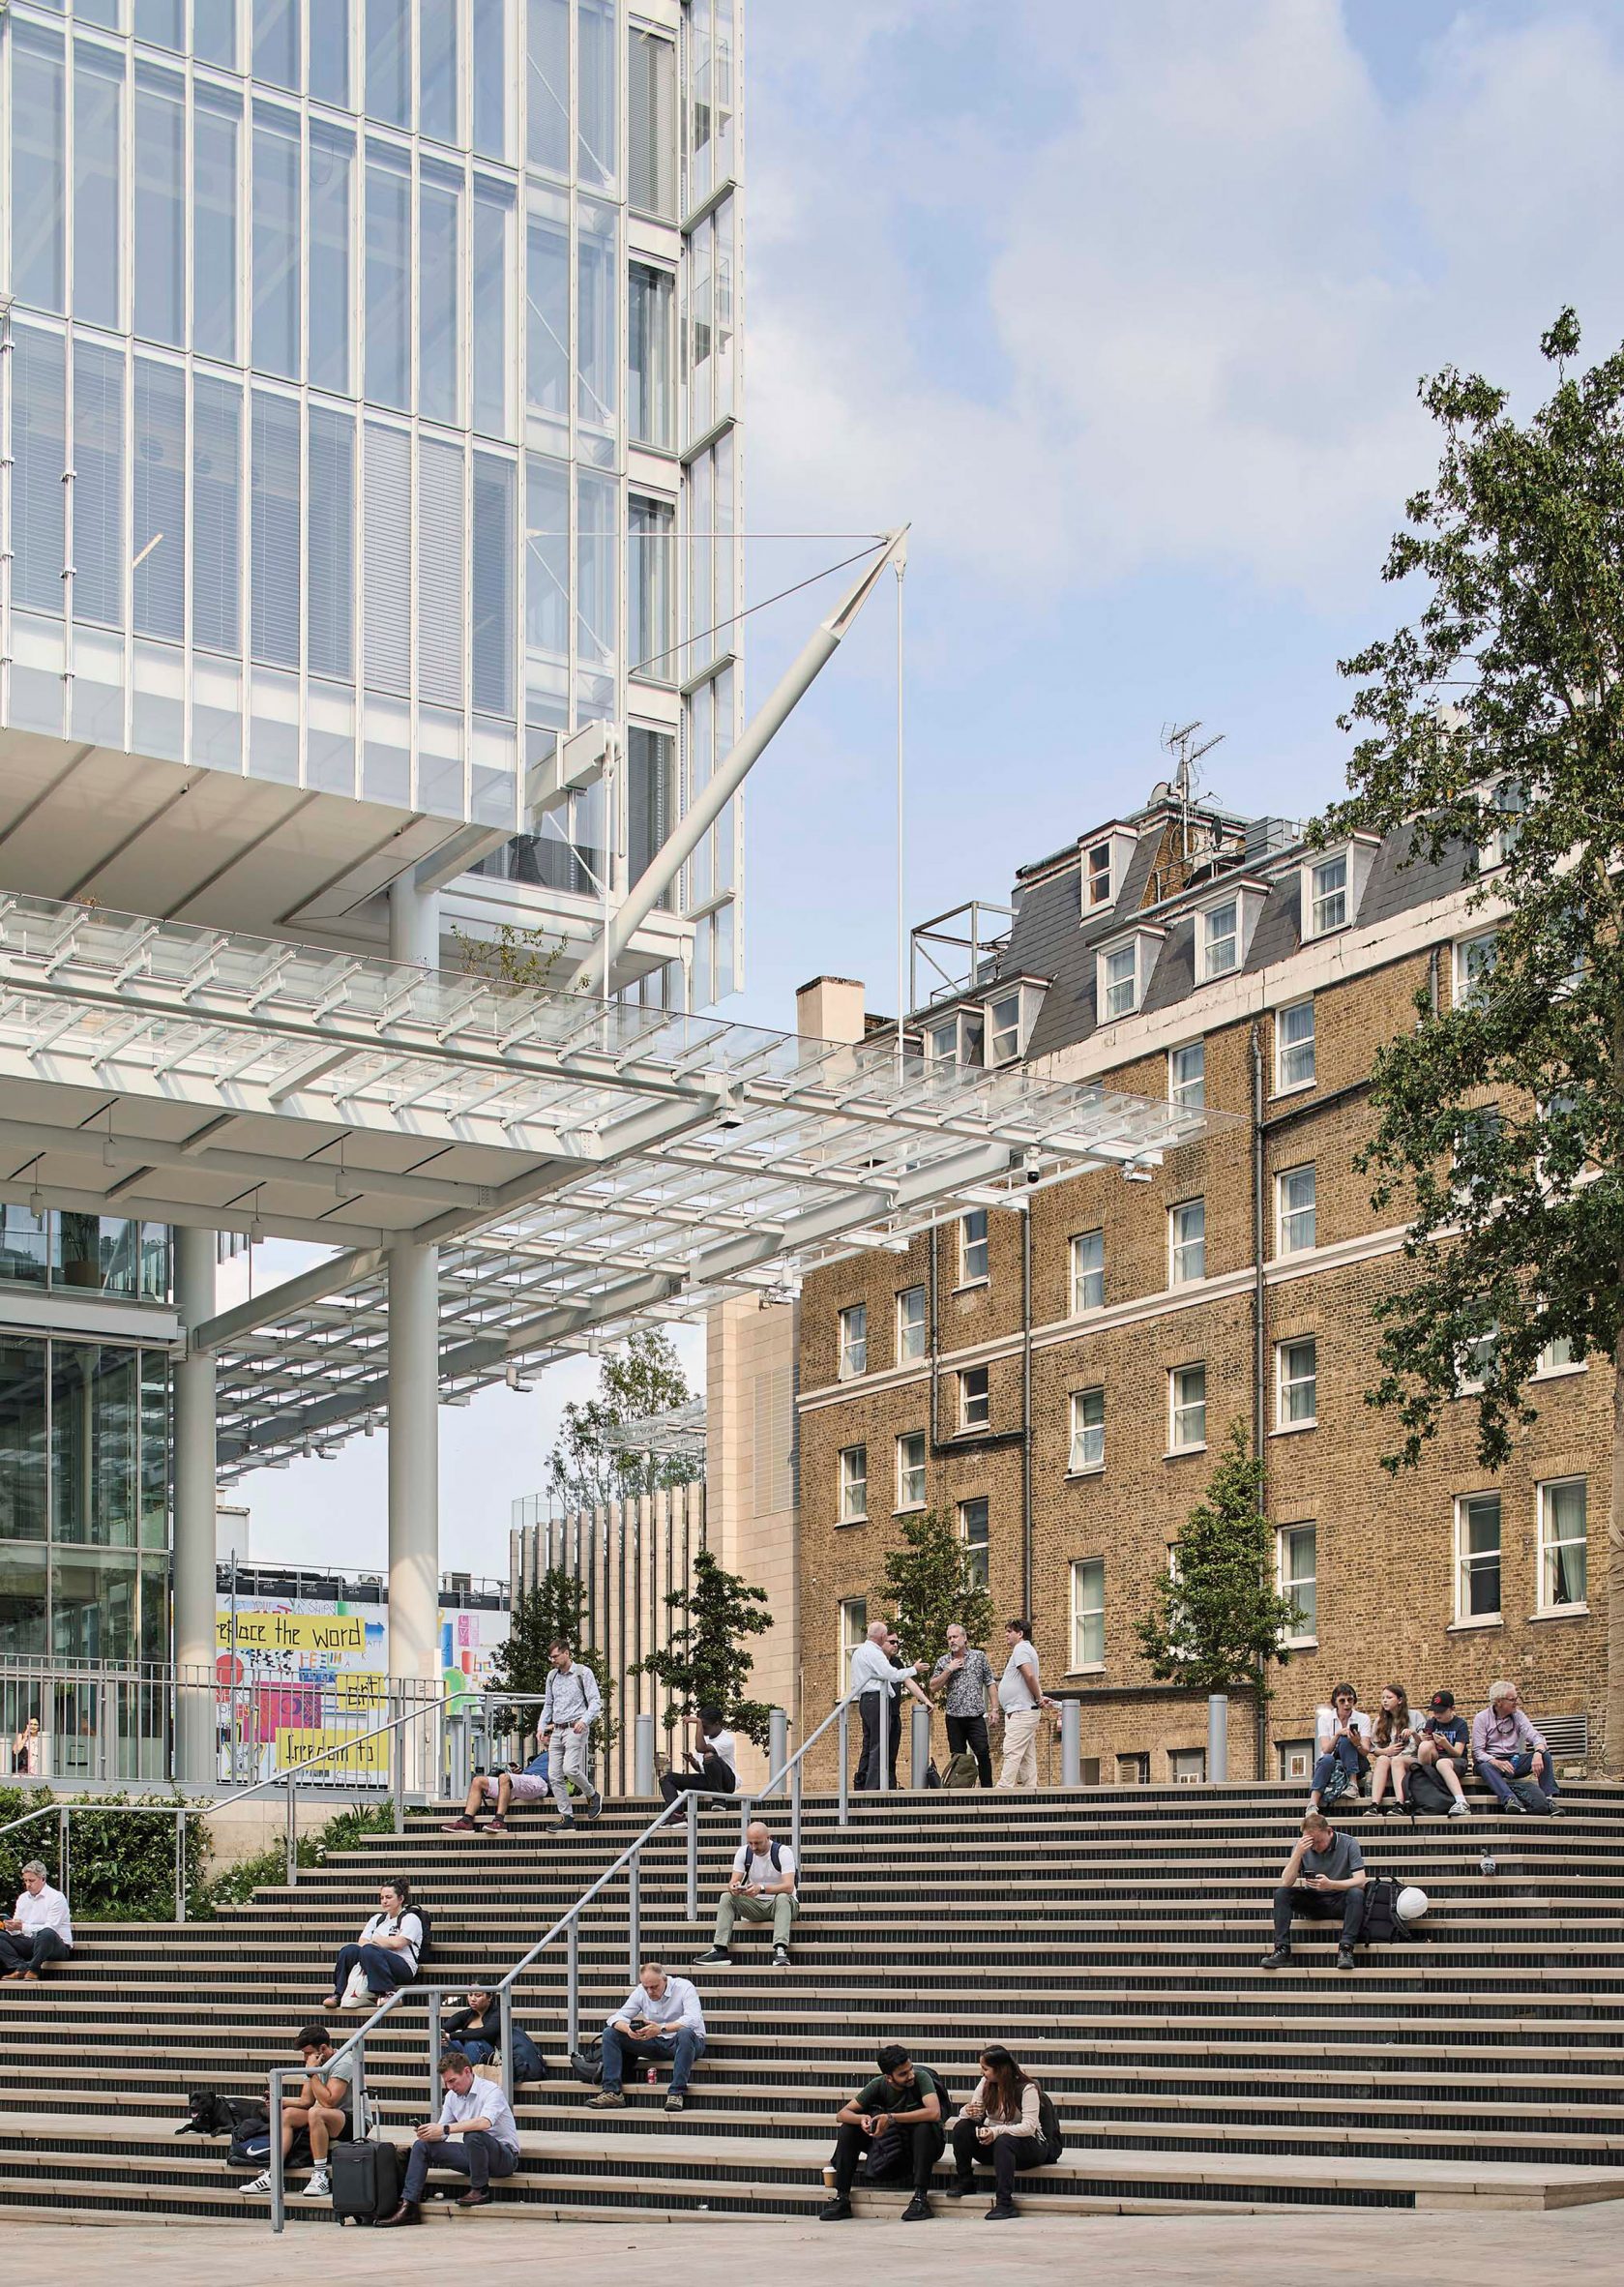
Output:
[[230, 2114, 311, 2171], [1512, 1775, 1554, 1815], [1361, 1876, 1403, 1945], [1033, 2084, 1065, 2158], [1407, 1764, 1455, 1815], [412, 1906, 433, 1966]]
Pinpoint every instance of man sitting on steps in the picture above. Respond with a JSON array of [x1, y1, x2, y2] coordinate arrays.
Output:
[[441, 1750, 551, 1835], [239, 2023, 352, 2201], [659, 1707, 739, 1821], [1261, 1811, 1368, 1972], [695, 1817, 798, 1968], [588, 1961, 707, 2114], [821, 2043, 946, 2223], [376, 2050, 522, 2224], [0, 1859, 73, 1983]]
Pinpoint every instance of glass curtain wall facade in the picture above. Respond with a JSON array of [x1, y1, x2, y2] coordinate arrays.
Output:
[[0, 0, 744, 1002]]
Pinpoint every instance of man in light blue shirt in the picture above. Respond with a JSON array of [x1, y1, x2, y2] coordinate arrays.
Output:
[[849, 1621, 927, 1792], [589, 1962, 708, 2114], [539, 1639, 603, 1827], [377, 2049, 522, 2223]]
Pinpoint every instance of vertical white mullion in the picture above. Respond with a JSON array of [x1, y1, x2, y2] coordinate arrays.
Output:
[[0, 314, 13, 733], [237, 364, 251, 769], [121, 340, 135, 751]]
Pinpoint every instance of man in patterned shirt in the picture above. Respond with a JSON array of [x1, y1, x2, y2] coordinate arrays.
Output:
[[930, 1623, 996, 1787]]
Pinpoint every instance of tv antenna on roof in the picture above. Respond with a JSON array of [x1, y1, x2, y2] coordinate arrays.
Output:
[[1161, 720, 1225, 859]]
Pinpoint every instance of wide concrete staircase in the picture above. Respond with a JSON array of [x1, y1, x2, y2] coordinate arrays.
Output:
[[4, 1780, 1624, 2226]]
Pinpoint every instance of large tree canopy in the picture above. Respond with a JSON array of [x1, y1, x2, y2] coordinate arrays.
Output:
[[1323, 311, 1624, 1767]]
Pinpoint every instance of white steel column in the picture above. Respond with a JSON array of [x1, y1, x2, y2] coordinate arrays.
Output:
[[173, 1227, 219, 1785], [389, 874, 441, 969], [387, 1240, 441, 1691]]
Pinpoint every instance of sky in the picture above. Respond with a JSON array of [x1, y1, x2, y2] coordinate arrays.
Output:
[[240, 0, 1624, 1582]]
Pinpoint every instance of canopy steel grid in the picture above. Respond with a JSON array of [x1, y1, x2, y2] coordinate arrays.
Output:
[[0, 893, 1229, 1474], [599, 1399, 710, 1468]]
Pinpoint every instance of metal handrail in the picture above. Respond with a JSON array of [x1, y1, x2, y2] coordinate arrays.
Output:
[[0, 1692, 458, 1918], [264, 1692, 864, 2234]]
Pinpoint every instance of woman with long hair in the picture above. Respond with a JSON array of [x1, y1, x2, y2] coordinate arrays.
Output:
[[945, 2043, 1055, 2219], [322, 1878, 424, 2008], [12, 1714, 41, 1774], [1368, 1683, 1418, 1812]]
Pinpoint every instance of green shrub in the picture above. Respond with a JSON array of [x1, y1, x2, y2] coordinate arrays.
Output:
[[0, 1786, 210, 1921], [198, 1800, 398, 1916]]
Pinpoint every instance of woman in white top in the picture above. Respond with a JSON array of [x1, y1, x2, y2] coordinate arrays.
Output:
[[323, 1879, 423, 2007], [946, 2045, 1053, 2220], [1308, 1683, 1373, 1811]]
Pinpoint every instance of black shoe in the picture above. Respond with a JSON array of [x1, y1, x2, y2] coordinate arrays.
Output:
[[584, 1790, 603, 1822], [901, 2192, 932, 2221], [1259, 1948, 1291, 1970], [986, 2200, 1017, 2221], [694, 1947, 732, 1966], [773, 1945, 791, 1968], [556, 1816, 576, 1829], [1337, 1947, 1356, 1972], [375, 2202, 422, 2229], [818, 2197, 853, 2221], [946, 2176, 975, 2200]]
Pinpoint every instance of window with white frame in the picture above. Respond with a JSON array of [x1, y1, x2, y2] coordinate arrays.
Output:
[[1276, 1164, 1316, 1256], [1538, 1476, 1587, 1610], [837, 1303, 867, 1381], [1456, 1322, 1498, 1393], [1168, 1199, 1206, 1286], [959, 1365, 990, 1432], [1537, 1329, 1580, 1375], [1275, 999, 1315, 1091], [1455, 1491, 1501, 1621], [1276, 1336, 1317, 1428], [1070, 1557, 1105, 1669], [1085, 841, 1114, 907], [1168, 1040, 1205, 1111], [1169, 1364, 1206, 1452], [927, 1015, 960, 1067], [1455, 930, 1498, 1005], [1278, 1523, 1316, 1641], [1200, 901, 1239, 981], [896, 1285, 927, 1363], [1307, 851, 1349, 937], [896, 1431, 926, 1512], [1069, 1229, 1105, 1315], [839, 1595, 869, 1688], [1069, 1385, 1105, 1473], [958, 1496, 989, 1588], [1170, 1747, 1207, 1784], [960, 1209, 989, 1285], [838, 1444, 868, 1524], [1102, 941, 1138, 1020], [987, 991, 1022, 1065]]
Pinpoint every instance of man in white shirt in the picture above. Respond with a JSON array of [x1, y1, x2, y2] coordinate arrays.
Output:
[[992, 1619, 1054, 1792], [589, 1960, 707, 2114], [377, 2049, 522, 2224], [539, 1639, 603, 1827], [849, 1621, 927, 1791], [695, 1818, 798, 1968], [0, 1860, 73, 1980]]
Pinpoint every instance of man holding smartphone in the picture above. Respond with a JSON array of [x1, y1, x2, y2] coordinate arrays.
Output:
[[1260, 1811, 1368, 1972]]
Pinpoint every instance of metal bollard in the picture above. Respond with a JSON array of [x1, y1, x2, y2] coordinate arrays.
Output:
[[686, 1789, 699, 1921], [877, 1691, 891, 1794], [449, 1711, 470, 1804], [1207, 1694, 1228, 1784], [910, 1705, 931, 1790], [839, 1703, 850, 1828], [635, 1712, 657, 1798], [1061, 1700, 1082, 1789], [767, 1708, 788, 1797]]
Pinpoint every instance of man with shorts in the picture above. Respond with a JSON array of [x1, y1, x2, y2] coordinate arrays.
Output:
[[441, 1748, 551, 1834], [240, 2023, 353, 2199]]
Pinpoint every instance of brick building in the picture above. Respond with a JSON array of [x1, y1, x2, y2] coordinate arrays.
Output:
[[797, 778, 1609, 1784]]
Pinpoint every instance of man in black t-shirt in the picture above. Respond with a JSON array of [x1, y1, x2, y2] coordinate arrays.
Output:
[[1261, 1811, 1369, 1971], [820, 2044, 946, 2222]]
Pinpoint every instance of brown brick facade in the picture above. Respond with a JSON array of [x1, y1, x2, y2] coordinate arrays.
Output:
[[798, 932, 1611, 1787]]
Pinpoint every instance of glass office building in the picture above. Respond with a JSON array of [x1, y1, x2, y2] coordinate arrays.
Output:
[[0, 0, 743, 1006], [0, 0, 744, 1669]]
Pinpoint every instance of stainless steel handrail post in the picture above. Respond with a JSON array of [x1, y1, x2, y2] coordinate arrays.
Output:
[[792, 1743, 803, 1865], [57, 1803, 68, 1894], [685, 1789, 698, 1921], [428, 1990, 443, 2111], [567, 1917, 579, 2054], [839, 1702, 850, 1827], [285, 1780, 297, 1886], [878, 1689, 890, 1794], [392, 1691, 405, 1831], [498, 1982, 515, 2108], [269, 2067, 287, 2233], [628, 1848, 640, 1986], [174, 1805, 187, 1923]]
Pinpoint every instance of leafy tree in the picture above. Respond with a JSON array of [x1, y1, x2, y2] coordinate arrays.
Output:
[[545, 1327, 700, 1513], [487, 1568, 616, 1753], [1322, 310, 1624, 1767], [453, 920, 562, 992], [875, 1508, 994, 1669], [638, 1548, 774, 1747], [1136, 1426, 1300, 1691]]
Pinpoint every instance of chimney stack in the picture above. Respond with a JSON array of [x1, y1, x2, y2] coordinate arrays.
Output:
[[795, 975, 866, 1045]]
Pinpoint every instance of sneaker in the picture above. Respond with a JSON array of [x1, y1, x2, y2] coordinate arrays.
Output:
[[773, 1945, 791, 1968], [694, 1947, 732, 1966], [946, 2177, 976, 2201], [1337, 1948, 1356, 1972], [556, 1816, 576, 1830], [818, 2197, 853, 2222], [240, 2171, 273, 2196], [901, 2191, 933, 2221], [302, 2169, 331, 2199], [487, 1817, 509, 1833], [1259, 1948, 1291, 1971], [665, 2093, 686, 2113], [1448, 1799, 1471, 1818], [441, 1816, 478, 1831], [588, 2089, 625, 2108], [986, 2200, 1018, 2221], [583, 1790, 604, 1822]]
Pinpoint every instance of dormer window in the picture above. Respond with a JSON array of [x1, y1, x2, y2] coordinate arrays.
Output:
[[1095, 926, 1165, 1023], [1086, 843, 1113, 906], [1192, 878, 1267, 983], [925, 1007, 984, 1070], [1298, 837, 1377, 943], [981, 977, 1047, 1068], [1080, 825, 1138, 916]]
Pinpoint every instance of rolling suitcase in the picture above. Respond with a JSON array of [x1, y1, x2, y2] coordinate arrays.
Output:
[[330, 2137, 404, 2225]]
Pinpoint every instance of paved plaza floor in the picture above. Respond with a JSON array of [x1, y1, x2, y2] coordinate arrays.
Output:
[[8, 2206, 1621, 2287]]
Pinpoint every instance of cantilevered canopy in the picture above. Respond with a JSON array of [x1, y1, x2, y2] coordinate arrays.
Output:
[[600, 1399, 709, 1467], [0, 892, 1231, 1474]]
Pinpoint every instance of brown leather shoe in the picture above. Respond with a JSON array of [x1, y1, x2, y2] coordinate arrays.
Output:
[[458, 2187, 494, 2208], [374, 2201, 422, 2228]]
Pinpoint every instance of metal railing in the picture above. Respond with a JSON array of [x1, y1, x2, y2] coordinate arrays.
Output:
[[263, 1692, 862, 2234], [0, 1692, 457, 1919]]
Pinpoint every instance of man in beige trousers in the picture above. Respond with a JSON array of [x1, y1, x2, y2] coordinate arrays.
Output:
[[991, 1619, 1054, 1790]]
